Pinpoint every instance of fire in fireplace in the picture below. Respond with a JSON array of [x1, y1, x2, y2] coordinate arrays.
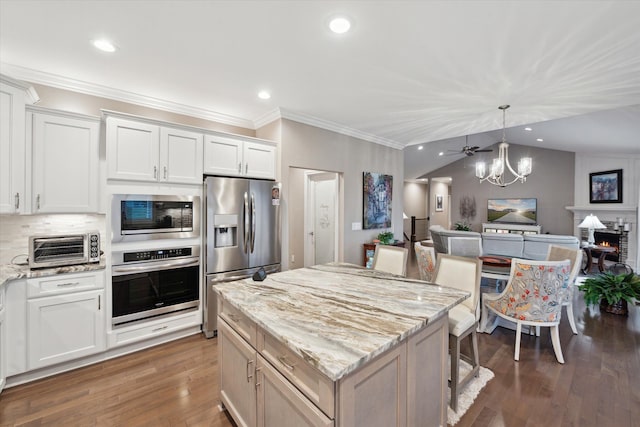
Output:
[[594, 231, 624, 263]]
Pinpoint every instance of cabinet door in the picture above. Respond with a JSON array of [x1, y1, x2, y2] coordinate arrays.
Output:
[[338, 344, 407, 427], [160, 127, 203, 184], [0, 82, 27, 214], [107, 117, 160, 182], [27, 289, 105, 370], [203, 135, 243, 176], [31, 112, 100, 213], [256, 355, 333, 427], [244, 141, 276, 179], [0, 287, 5, 392], [219, 319, 257, 427]]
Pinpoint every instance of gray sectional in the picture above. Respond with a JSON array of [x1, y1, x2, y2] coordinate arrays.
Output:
[[429, 225, 580, 260]]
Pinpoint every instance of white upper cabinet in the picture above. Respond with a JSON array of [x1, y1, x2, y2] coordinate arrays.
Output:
[[160, 127, 203, 184], [30, 109, 100, 213], [106, 115, 203, 184], [204, 135, 276, 179], [0, 76, 35, 214]]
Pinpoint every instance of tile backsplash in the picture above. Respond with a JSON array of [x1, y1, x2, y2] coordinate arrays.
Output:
[[0, 214, 106, 265]]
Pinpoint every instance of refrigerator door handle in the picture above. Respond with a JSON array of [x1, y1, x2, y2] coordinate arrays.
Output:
[[250, 192, 256, 253], [244, 191, 250, 253]]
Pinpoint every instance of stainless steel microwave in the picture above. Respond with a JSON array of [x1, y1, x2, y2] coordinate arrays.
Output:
[[29, 232, 101, 269], [111, 194, 200, 243]]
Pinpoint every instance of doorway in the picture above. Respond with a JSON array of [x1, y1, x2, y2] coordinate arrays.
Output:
[[304, 171, 340, 266]]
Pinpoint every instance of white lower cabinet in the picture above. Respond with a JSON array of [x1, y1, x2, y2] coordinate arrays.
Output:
[[25, 271, 106, 371], [0, 286, 6, 392]]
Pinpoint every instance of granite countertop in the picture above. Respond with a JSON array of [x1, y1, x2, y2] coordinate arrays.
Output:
[[214, 262, 469, 382], [0, 259, 107, 287]]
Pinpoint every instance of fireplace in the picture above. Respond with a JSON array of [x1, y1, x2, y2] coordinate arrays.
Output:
[[593, 230, 626, 263]]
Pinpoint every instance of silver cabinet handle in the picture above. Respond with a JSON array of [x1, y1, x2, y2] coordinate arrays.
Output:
[[245, 163, 248, 174], [57, 282, 80, 287], [14, 193, 19, 210], [250, 192, 256, 253], [255, 367, 262, 389], [238, 163, 241, 173], [163, 166, 167, 179], [247, 359, 254, 382], [153, 166, 158, 179], [98, 295, 101, 310], [227, 313, 240, 323], [277, 355, 296, 371], [36, 194, 41, 210]]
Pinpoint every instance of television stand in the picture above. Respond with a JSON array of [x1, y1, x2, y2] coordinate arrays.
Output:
[[482, 223, 541, 234]]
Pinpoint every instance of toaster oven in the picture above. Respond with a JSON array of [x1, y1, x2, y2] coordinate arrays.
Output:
[[29, 232, 101, 269]]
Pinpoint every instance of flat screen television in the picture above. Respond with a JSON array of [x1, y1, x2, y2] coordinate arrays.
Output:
[[487, 198, 537, 224]]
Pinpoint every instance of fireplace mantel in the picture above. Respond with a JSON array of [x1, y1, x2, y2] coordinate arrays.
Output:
[[566, 205, 637, 213]]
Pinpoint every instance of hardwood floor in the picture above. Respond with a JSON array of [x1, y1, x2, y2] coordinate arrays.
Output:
[[1, 252, 638, 426]]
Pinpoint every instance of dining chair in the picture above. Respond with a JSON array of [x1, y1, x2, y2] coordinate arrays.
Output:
[[414, 242, 436, 282], [447, 236, 483, 258], [482, 258, 571, 363], [372, 245, 408, 277], [546, 245, 583, 334], [433, 254, 483, 412]]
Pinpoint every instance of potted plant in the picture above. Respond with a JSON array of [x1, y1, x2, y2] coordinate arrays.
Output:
[[454, 222, 471, 231], [578, 271, 640, 315], [377, 231, 394, 245]]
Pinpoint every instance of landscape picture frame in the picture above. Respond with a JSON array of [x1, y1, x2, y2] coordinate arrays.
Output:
[[589, 169, 622, 203]]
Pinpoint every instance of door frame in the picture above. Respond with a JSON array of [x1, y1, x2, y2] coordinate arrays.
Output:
[[304, 171, 340, 267]]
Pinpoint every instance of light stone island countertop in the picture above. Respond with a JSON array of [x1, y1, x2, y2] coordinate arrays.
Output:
[[0, 259, 106, 287], [214, 262, 469, 381]]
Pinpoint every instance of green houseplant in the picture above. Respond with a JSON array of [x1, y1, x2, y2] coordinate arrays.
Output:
[[377, 231, 394, 245], [578, 271, 640, 315]]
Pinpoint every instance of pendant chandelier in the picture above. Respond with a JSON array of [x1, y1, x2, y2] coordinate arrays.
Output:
[[475, 105, 532, 187]]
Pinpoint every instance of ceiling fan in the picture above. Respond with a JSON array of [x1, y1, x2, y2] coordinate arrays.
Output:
[[446, 136, 493, 156]]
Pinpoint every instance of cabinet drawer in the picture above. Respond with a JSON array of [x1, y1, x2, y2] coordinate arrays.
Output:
[[219, 299, 257, 347], [27, 271, 104, 298], [259, 331, 335, 418], [109, 311, 200, 348]]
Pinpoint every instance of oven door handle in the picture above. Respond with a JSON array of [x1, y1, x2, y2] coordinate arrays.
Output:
[[112, 258, 199, 275]]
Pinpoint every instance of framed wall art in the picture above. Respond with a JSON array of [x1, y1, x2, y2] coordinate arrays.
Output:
[[363, 172, 392, 229], [590, 169, 622, 203], [435, 194, 444, 212]]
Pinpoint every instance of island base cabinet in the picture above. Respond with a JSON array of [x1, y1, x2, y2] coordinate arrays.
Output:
[[219, 319, 257, 427], [257, 355, 333, 427]]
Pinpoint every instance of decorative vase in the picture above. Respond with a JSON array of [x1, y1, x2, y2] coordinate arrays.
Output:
[[600, 299, 628, 315]]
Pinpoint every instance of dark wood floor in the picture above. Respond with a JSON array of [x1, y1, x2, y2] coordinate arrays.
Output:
[[1, 252, 638, 426]]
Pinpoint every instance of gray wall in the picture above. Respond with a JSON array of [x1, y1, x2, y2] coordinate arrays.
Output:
[[426, 143, 575, 234], [278, 119, 404, 269]]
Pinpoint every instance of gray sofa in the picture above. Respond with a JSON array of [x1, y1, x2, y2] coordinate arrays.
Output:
[[429, 225, 580, 260]]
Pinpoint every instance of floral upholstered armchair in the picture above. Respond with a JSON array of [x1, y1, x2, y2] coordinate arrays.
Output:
[[482, 258, 571, 363], [414, 242, 436, 282]]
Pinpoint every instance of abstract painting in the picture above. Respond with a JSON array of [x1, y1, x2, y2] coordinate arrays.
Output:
[[363, 172, 392, 229]]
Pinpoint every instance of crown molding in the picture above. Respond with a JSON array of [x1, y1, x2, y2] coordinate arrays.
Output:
[[253, 108, 282, 129], [0, 63, 254, 129], [278, 108, 404, 150]]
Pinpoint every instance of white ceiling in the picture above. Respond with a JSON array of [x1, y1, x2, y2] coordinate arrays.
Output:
[[2, 1, 639, 179]]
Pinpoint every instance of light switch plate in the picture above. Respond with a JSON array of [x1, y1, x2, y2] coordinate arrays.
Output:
[[351, 222, 362, 231]]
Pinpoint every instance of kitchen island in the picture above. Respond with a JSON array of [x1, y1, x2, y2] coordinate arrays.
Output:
[[215, 263, 469, 427]]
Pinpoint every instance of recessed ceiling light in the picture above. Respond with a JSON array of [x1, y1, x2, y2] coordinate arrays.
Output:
[[524, 127, 532, 131], [438, 152, 444, 156], [258, 90, 271, 100], [418, 146, 423, 150], [329, 17, 351, 34], [537, 138, 544, 142], [93, 39, 116, 53]]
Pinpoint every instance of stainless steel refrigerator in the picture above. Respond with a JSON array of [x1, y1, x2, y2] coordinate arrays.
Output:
[[203, 176, 281, 337]]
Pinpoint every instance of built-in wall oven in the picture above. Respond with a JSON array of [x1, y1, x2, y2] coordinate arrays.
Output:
[[111, 246, 200, 326], [111, 194, 200, 243]]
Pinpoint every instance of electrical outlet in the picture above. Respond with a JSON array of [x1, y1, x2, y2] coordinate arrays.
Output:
[[352, 222, 362, 231]]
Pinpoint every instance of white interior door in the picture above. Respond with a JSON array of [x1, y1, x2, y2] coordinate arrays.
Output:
[[304, 172, 339, 267]]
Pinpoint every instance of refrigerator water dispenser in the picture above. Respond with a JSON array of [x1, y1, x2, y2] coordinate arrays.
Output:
[[214, 214, 237, 248]]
